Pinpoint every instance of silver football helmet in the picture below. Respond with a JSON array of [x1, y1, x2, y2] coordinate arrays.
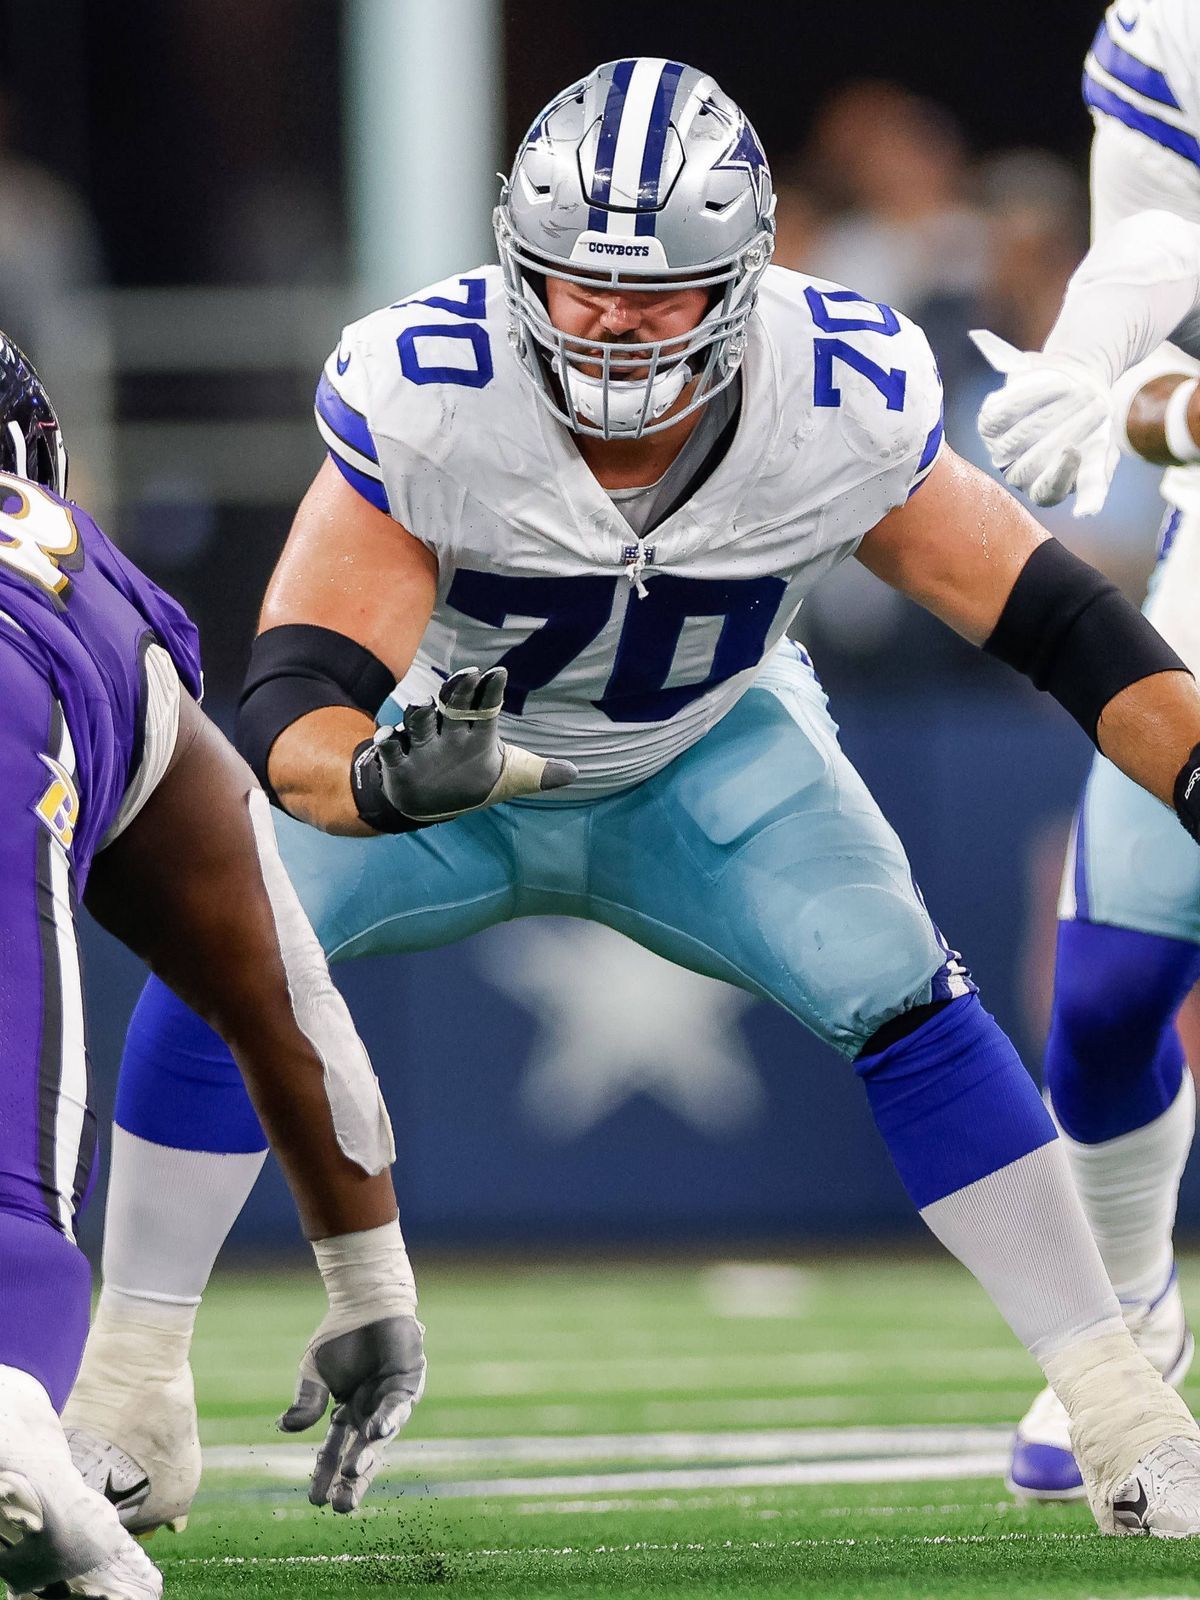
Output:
[[494, 59, 775, 439]]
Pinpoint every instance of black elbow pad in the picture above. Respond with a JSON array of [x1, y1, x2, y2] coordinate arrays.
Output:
[[236, 624, 396, 802], [984, 538, 1190, 742]]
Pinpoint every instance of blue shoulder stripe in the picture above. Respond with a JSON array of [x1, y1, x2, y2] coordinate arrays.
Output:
[[916, 412, 944, 475], [1083, 73, 1200, 167], [905, 412, 944, 500], [315, 371, 378, 465], [328, 450, 389, 514], [1089, 20, 1181, 109]]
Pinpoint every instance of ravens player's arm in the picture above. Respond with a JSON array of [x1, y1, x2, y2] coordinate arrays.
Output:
[[84, 679, 424, 1512], [857, 445, 1200, 832], [240, 458, 574, 837]]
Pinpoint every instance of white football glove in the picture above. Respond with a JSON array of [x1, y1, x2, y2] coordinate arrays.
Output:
[[971, 329, 1119, 518]]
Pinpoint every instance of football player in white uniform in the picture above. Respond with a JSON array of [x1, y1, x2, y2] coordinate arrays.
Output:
[[65, 59, 1200, 1537], [973, 0, 1200, 1502]]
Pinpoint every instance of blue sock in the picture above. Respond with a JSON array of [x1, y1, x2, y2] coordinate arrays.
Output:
[[0, 1211, 90, 1411], [856, 993, 1055, 1208], [1046, 920, 1200, 1144], [115, 976, 267, 1154]]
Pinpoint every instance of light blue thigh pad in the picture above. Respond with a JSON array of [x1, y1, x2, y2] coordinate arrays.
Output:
[[1067, 750, 1200, 945], [570, 647, 957, 1058]]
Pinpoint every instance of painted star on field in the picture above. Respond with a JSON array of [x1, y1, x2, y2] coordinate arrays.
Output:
[[486, 919, 764, 1139]]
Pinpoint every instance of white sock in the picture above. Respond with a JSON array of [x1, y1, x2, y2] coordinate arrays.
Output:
[[102, 1127, 267, 1309], [920, 1141, 1124, 1360], [1050, 1074, 1195, 1309]]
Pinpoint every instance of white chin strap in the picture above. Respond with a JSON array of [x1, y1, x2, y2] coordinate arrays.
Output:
[[562, 360, 692, 435]]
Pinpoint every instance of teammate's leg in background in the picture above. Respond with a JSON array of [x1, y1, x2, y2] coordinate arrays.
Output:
[[0, 646, 161, 1599], [1010, 749, 1200, 1499], [583, 650, 1200, 1532]]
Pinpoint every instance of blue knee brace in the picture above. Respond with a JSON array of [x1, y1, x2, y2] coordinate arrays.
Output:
[[856, 993, 1056, 1209], [1045, 919, 1200, 1145], [115, 976, 267, 1154]]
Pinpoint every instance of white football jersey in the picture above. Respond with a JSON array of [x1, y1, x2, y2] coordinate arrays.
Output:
[[1086, 0, 1200, 238], [315, 264, 943, 797], [1085, 0, 1200, 530]]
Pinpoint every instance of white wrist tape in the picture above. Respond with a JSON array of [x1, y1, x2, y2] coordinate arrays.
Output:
[[313, 1219, 418, 1328], [1164, 378, 1200, 464]]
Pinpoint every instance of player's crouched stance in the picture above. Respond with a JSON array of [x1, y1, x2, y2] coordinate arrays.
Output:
[[0, 342, 425, 1599], [62, 59, 1200, 1546]]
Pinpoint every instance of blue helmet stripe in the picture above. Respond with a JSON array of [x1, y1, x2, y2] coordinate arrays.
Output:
[[1090, 20, 1181, 109], [1083, 72, 1200, 166], [588, 58, 637, 231], [634, 61, 687, 236]]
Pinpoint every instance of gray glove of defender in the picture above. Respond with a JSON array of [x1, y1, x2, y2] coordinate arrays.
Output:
[[278, 1223, 425, 1512], [350, 665, 577, 831], [278, 1315, 426, 1512]]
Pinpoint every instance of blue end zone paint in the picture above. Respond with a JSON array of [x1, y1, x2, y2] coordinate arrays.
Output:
[[856, 993, 1055, 1210], [1045, 919, 1200, 1143], [1083, 74, 1200, 167], [116, 976, 267, 1154]]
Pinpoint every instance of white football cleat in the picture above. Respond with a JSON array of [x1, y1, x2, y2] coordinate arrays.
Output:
[[1110, 1436, 1200, 1537], [63, 1304, 200, 1538], [1009, 1271, 1194, 1502], [0, 1367, 161, 1599]]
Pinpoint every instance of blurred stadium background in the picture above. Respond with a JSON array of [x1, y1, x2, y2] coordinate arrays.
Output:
[[4, 0, 1194, 1263]]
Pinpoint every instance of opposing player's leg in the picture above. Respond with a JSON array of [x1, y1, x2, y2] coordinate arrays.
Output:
[[1009, 744, 1200, 1498], [68, 795, 519, 1533], [581, 643, 1200, 1535], [0, 637, 162, 1598]]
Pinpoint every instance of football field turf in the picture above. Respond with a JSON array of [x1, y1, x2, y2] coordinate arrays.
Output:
[[154, 1251, 1200, 1598]]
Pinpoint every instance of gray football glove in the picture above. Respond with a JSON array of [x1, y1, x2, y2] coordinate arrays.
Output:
[[351, 665, 577, 831], [278, 1314, 426, 1512]]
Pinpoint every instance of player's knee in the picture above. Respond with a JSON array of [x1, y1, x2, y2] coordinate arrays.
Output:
[[1050, 920, 1200, 1064], [795, 883, 949, 1056], [1047, 919, 1200, 1142]]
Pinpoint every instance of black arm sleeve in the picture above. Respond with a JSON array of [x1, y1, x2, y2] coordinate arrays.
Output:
[[983, 538, 1190, 743], [236, 624, 397, 804]]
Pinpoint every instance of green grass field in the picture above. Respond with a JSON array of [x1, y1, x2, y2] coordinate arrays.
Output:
[[148, 1252, 1200, 1598]]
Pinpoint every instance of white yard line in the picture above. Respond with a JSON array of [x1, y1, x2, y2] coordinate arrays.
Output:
[[204, 1423, 1014, 1482], [204, 1422, 1013, 1479], [203, 1425, 1016, 1498], [412, 1454, 1011, 1498]]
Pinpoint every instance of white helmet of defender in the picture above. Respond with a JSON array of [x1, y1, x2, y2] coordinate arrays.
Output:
[[494, 59, 776, 439]]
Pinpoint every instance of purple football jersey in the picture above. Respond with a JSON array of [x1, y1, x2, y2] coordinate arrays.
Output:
[[0, 475, 202, 878]]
